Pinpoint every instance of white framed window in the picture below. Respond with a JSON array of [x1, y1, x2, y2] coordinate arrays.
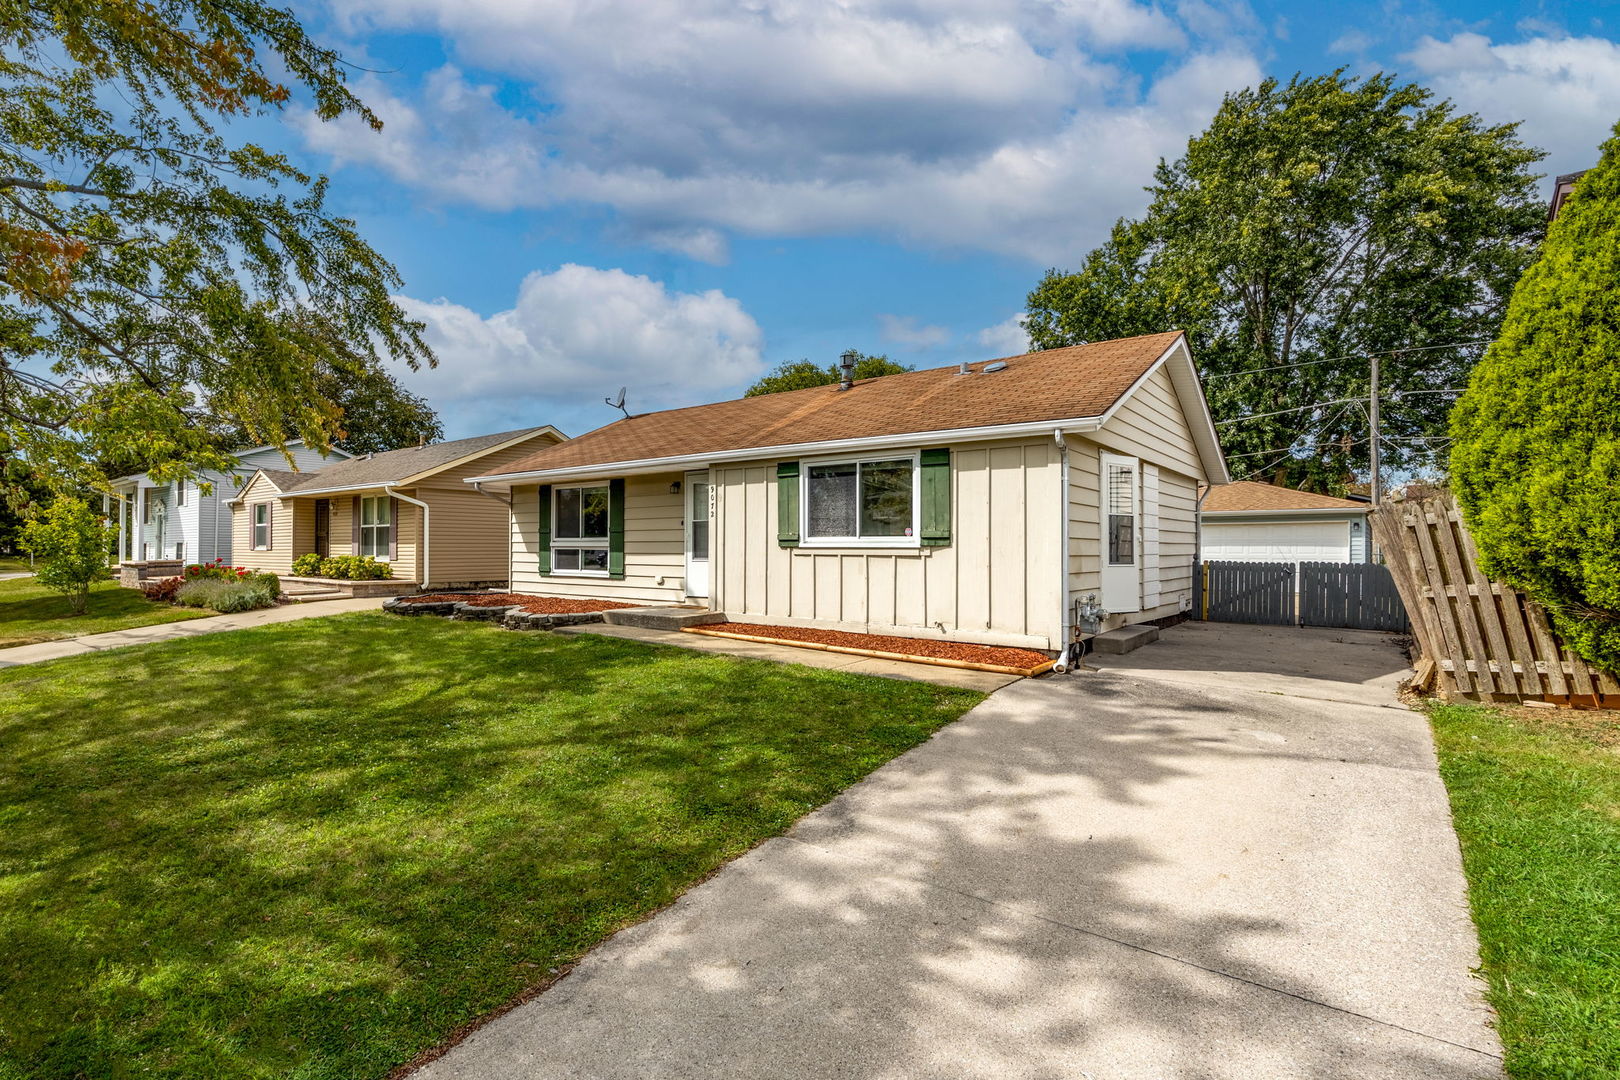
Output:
[[1106, 460, 1135, 566], [359, 495, 392, 559], [252, 504, 270, 550], [801, 453, 919, 548], [176, 480, 186, 506], [175, 541, 185, 563], [552, 484, 610, 575]]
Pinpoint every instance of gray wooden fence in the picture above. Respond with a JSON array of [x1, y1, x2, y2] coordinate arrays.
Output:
[[1199, 560, 1410, 632]]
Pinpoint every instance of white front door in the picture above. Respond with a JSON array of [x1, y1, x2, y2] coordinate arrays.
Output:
[[684, 471, 711, 600], [1099, 453, 1140, 616]]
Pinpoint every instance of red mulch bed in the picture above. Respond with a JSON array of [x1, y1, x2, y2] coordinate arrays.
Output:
[[694, 622, 1052, 671], [400, 593, 641, 614]]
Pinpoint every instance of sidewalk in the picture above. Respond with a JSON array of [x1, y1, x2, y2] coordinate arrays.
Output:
[[0, 597, 386, 667]]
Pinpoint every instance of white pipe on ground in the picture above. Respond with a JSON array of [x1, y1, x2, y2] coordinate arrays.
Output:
[[385, 487, 431, 589]]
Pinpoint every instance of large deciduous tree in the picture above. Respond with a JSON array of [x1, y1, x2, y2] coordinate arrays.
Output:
[[745, 352, 911, 396], [1026, 71, 1545, 493], [1450, 124, 1620, 672], [0, 0, 434, 492]]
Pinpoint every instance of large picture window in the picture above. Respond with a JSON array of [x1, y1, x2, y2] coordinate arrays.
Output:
[[802, 455, 917, 547], [552, 484, 610, 574], [360, 495, 391, 559]]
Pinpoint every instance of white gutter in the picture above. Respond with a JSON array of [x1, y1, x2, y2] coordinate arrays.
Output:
[[385, 487, 431, 588], [465, 415, 1107, 486], [1055, 428, 1071, 657]]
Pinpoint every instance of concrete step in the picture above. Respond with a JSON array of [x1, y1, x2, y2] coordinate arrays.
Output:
[[284, 589, 347, 603], [1092, 623, 1160, 654], [601, 607, 727, 631]]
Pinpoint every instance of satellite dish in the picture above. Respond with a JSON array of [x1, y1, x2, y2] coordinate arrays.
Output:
[[605, 387, 629, 418]]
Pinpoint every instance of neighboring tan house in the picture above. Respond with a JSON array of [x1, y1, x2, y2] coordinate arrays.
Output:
[[109, 441, 351, 566], [230, 427, 566, 589], [1199, 481, 1370, 564], [465, 332, 1228, 650]]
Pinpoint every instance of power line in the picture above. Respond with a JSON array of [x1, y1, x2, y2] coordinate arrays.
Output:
[[1214, 396, 1363, 425], [1204, 338, 1493, 380]]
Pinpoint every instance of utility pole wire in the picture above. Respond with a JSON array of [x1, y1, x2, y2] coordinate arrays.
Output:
[[1214, 396, 1365, 425], [1203, 338, 1493, 380]]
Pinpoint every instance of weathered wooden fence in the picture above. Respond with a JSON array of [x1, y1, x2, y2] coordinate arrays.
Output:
[[1370, 495, 1620, 703], [1199, 560, 1410, 632]]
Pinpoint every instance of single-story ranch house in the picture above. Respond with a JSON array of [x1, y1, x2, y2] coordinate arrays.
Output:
[[1199, 481, 1370, 564], [231, 426, 565, 589], [466, 331, 1228, 651]]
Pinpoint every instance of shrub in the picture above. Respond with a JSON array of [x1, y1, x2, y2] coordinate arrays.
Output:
[[317, 555, 392, 580], [141, 576, 186, 604], [1450, 121, 1620, 672], [19, 496, 116, 614], [175, 578, 276, 613], [184, 558, 248, 582], [249, 571, 281, 599], [291, 552, 324, 576]]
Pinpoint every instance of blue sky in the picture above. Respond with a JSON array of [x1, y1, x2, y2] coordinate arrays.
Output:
[[274, 0, 1620, 439]]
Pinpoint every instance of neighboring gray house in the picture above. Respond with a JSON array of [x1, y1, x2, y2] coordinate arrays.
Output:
[[109, 442, 351, 566]]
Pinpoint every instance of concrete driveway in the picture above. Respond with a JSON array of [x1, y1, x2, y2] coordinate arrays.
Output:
[[415, 623, 1500, 1080]]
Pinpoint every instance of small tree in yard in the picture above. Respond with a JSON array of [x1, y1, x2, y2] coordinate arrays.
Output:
[[1450, 120, 1620, 671], [19, 496, 115, 615]]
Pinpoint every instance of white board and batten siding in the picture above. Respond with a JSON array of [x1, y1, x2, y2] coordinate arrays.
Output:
[[710, 438, 1064, 651], [1067, 362, 1207, 630], [510, 473, 689, 604]]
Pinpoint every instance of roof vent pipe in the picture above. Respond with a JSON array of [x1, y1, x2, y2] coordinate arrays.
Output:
[[957, 362, 970, 375], [836, 349, 858, 391]]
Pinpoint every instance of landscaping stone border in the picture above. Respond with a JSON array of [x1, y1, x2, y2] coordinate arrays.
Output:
[[381, 595, 609, 633]]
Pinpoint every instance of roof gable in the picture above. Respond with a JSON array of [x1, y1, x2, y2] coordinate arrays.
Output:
[[280, 427, 564, 494]]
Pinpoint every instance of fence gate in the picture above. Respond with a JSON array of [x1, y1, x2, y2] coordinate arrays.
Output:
[[1200, 560, 1410, 632], [1299, 562, 1410, 632], [1202, 561, 1295, 625]]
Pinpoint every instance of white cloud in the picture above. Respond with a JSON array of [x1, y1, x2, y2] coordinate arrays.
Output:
[[396, 264, 765, 432], [1328, 29, 1374, 54], [1402, 33, 1620, 174], [976, 312, 1031, 356], [877, 314, 950, 349], [298, 1, 1260, 263]]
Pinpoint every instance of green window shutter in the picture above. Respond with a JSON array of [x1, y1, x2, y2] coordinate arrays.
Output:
[[776, 462, 800, 547], [608, 478, 626, 579], [537, 485, 552, 575], [920, 448, 951, 547]]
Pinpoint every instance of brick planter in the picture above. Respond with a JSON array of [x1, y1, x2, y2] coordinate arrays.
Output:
[[117, 560, 183, 588]]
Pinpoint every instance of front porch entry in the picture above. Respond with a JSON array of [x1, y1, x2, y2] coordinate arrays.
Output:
[[685, 470, 711, 601]]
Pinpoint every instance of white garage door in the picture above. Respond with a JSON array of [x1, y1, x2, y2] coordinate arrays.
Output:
[[1203, 521, 1352, 563]]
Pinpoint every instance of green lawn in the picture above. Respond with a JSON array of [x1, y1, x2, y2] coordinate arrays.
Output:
[[1428, 702, 1620, 1078], [0, 613, 982, 1079], [0, 576, 211, 648], [0, 556, 34, 574]]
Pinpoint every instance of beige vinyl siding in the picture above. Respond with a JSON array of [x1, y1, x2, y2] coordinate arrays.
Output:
[[509, 473, 688, 604], [328, 492, 421, 581], [1065, 434, 1203, 630], [231, 475, 298, 576], [413, 432, 563, 587], [1092, 363, 1202, 477], [711, 438, 1063, 650]]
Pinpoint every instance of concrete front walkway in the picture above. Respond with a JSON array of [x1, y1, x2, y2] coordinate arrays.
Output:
[[415, 623, 1499, 1080], [0, 596, 386, 667]]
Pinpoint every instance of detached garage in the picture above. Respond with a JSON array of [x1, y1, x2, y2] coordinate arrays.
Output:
[[1200, 481, 1369, 564]]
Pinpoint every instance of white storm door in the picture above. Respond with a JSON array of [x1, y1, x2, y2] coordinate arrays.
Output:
[[684, 471, 711, 599], [1099, 453, 1140, 615]]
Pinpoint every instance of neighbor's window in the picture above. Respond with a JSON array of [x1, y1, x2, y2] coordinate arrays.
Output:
[[252, 504, 269, 549], [142, 495, 155, 525], [360, 495, 391, 559], [1107, 462, 1135, 565], [803, 455, 917, 546], [552, 484, 610, 574], [175, 541, 185, 562], [176, 480, 186, 506]]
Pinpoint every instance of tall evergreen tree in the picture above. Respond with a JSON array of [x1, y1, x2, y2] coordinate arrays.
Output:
[[1451, 123, 1620, 671], [1026, 71, 1545, 493]]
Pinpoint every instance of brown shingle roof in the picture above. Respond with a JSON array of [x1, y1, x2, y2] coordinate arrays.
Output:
[[1202, 481, 1367, 513], [484, 332, 1185, 477], [255, 468, 302, 491], [282, 428, 553, 493]]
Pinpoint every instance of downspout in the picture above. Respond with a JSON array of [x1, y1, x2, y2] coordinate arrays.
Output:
[[471, 481, 514, 586], [1055, 428, 1070, 657], [1195, 483, 1211, 619], [385, 487, 430, 588]]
